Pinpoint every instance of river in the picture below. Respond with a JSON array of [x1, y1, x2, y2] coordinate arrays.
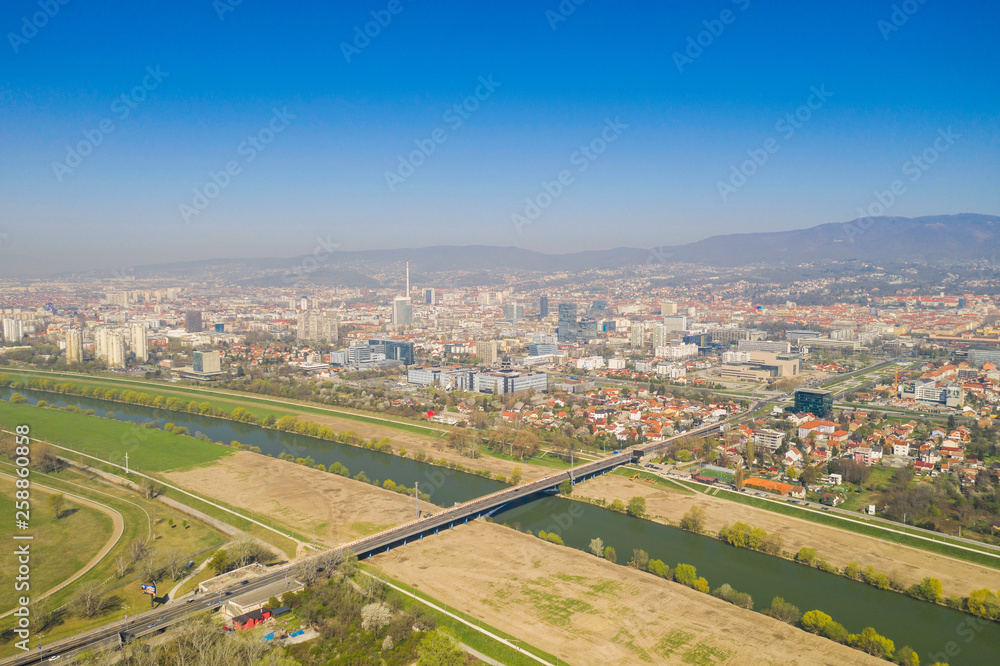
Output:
[[4, 385, 996, 664]]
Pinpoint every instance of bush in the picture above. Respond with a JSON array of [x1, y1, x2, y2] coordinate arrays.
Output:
[[906, 577, 943, 603], [795, 547, 817, 565], [692, 577, 710, 594], [629, 549, 649, 570], [966, 588, 1000, 620], [712, 583, 753, 609], [843, 563, 863, 580], [765, 597, 801, 625], [647, 559, 671, 579], [862, 566, 892, 590], [674, 563, 698, 587], [821, 620, 849, 644], [894, 645, 919, 666], [559, 479, 573, 495], [604, 546, 616, 563], [679, 506, 705, 533], [849, 626, 894, 659], [801, 609, 833, 634], [626, 496, 646, 518]]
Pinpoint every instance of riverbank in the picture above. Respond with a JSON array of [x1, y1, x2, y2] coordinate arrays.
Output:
[[373, 520, 883, 665], [574, 473, 1000, 600], [166, 451, 443, 546]]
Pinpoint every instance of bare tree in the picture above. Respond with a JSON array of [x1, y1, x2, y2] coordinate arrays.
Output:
[[71, 581, 106, 618], [163, 548, 185, 580], [114, 553, 132, 579], [588, 537, 604, 558]]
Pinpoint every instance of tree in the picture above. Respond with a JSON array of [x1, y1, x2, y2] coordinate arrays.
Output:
[[795, 547, 817, 565], [906, 577, 943, 603], [745, 440, 755, 468], [626, 496, 646, 518], [609, 498, 626, 513], [417, 630, 465, 666], [895, 645, 920, 666], [765, 597, 801, 624], [629, 549, 649, 570], [509, 465, 523, 485], [849, 626, 895, 659], [679, 506, 705, 533], [9, 392, 26, 404], [604, 546, 617, 563], [589, 538, 604, 558], [801, 609, 833, 633], [360, 601, 393, 634], [674, 563, 698, 587], [559, 479, 573, 495], [48, 493, 66, 519], [71, 581, 106, 618]]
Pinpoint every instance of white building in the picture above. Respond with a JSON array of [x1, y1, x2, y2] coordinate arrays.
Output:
[[65, 329, 83, 364], [1, 318, 24, 343], [130, 323, 148, 362], [655, 363, 686, 379], [655, 343, 698, 361], [607, 358, 626, 370]]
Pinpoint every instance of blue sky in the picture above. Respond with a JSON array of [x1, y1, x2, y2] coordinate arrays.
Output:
[[1, 0, 998, 272]]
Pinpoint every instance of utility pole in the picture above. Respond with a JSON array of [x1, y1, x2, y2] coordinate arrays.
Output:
[[414, 482, 419, 519], [125, 452, 129, 475]]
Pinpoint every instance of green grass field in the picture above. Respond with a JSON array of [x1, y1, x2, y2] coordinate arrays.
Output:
[[0, 478, 114, 614], [0, 400, 231, 473], [4, 368, 448, 439], [0, 465, 227, 659]]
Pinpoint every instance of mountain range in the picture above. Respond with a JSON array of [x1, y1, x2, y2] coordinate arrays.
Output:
[[79, 213, 1000, 284]]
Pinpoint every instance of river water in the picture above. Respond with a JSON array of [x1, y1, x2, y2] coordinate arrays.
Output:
[[4, 386, 996, 664]]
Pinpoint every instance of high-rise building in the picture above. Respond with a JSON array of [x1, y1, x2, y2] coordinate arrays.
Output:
[[392, 297, 413, 327], [96, 329, 126, 368], [129, 323, 148, 362], [1, 318, 24, 342], [557, 303, 578, 342], [478, 340, 499, 366], [539, 295, 549, 318], [660, 301, 677, 315], [393, 262, 413, 327], [297, 311, 339, 342], [503, 303, 524, 324], [368, 338, 414, 365], [662, 315, 687, 331], [193, 349, 222, 373], [591, 299, 607, 314], [794, 389, 833, 418], [579, 317, 598, 341], [65, 329, 83, 364], [424, 288, 435, 305], [650, 324, 671, 348], [630, 322, 645, 347], [185, 311, 203, 332]]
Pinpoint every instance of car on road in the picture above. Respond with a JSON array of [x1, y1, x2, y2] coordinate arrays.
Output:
[[240, 579, 249, 585]]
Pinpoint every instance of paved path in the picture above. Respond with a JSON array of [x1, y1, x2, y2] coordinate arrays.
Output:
[[0, 474, 124, 618]]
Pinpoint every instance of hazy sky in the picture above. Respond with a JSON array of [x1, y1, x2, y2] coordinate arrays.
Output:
[[1, 0, 998, 273]]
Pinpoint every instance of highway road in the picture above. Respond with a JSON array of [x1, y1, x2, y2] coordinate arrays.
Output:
[[1, 358, 902, 663]]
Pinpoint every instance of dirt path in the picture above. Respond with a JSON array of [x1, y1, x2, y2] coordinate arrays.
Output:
[[0, 476, 124, 618], [373, 521, 882, 666], [166, 451, 440, 547], [575, 474, 1000, 598]]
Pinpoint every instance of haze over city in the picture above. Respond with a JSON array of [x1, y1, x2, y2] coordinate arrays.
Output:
[[2, 3, 1000, 666]]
